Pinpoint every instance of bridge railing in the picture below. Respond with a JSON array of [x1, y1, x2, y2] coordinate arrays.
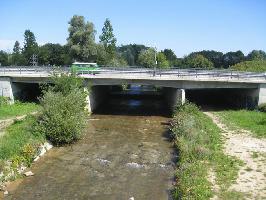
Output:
[[0, 66, 265, 80]]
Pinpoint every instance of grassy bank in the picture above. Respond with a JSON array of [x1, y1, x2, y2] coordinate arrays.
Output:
[[171, 103, 242, 199], [216, 110, 266, 138], [0, 102, 40, 120], [0, 116, 45, 183]]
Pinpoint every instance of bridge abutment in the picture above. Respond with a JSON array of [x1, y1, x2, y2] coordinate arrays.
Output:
[[0, 77, 17, 103], [258, 84, 266, 105], [162, 87, 185, 111], [86, 85, 110, 113]]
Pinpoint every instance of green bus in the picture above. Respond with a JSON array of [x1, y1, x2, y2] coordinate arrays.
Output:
[[71, 62, 99, 74]]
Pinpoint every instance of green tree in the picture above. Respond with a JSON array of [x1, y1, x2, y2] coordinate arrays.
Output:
[[0, 51, 8, 66], [11, 41, 26, 65], [157, 52, 170, 68], [246, 50, 266, 61], [138, 48, 156, 68], [184, 54, 214, 69], [22, 30, 38, 65], [118, 44, 148, 66], [99, 18, 117, 59], [67, 15, 97, 62], [190, 50, 224, 68], [162, 49, 177, 66], [38, 43, 71, 66], [222, 50, 244, 68]]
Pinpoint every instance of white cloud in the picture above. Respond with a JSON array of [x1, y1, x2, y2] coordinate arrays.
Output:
[[0, 39, 17, 52]]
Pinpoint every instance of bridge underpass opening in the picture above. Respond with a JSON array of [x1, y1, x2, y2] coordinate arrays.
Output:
[[186, 88, 259, 110], [91, 85, 171, 117], [12, 82, 42, 102]]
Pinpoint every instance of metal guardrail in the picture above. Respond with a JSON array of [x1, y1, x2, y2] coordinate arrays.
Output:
[[0, 66, 266, 80]]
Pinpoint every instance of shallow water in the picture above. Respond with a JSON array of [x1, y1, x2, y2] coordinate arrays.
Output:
[[6, 87, 176, 200]]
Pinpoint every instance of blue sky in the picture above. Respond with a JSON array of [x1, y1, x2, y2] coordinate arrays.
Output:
[[0, 0, 265, 57]]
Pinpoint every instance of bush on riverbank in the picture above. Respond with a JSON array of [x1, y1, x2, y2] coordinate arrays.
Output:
[[35, 74, 88, 145], [171, 103, 241, 199]]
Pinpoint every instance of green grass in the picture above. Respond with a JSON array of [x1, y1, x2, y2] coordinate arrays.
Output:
[[171, 103, 242, 199], [0, 116, 45, 161], [0, 102, 40, 120], [216, 110, 266, 138]]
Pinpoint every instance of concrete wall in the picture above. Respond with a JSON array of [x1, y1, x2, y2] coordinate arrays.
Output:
[[162, 87, 185, 111], [258, 84, 266, 105], [0, 77, 15, 103], [86, 85, 110, 113]]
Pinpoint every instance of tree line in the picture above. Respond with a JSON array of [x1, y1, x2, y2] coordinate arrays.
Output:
[[0, 15, 266, 71]]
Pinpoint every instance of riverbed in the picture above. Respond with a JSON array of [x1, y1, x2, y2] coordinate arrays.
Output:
[[6, 87, 176, 200]]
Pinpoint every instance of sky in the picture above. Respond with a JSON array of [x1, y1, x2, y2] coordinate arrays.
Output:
[[0, 0, 265, 57]]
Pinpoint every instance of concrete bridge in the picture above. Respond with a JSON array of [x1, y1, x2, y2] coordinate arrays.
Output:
[[1, 66, 266, 112]]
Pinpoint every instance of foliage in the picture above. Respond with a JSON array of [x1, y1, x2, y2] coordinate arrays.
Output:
[[11, 41, 26, 66], [157, 52, 170, 68], [217, 110, 266, 138], [162, 49, 177, 66], [0, 116, 45, 160], [171, 103, 241, 199], [0, 101, 40, 120], [138, 48, 156, 68], [99, 18, 117, 59], [222, 50, 245, 68], [0, 50, 9, 66], [190, 50, 224, 68], [67, 15, 97, 62], [230, 60, 266, 72], [22, 29, 39, 65], [184, 54, 214, 68], [258, 103, 266, 112], [117, 44, 148, 66], [36, 74, 87, 145], [246, 50, 266, 61]]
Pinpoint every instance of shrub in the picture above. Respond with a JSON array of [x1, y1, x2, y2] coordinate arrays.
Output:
[[36, 74, 88, 145], [258, 103, 266, 112]]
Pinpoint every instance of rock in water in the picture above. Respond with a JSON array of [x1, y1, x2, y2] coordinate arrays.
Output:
[[4, 190, 8, 195], [129, 197, 134, 200], [24, 171, 34, 177]]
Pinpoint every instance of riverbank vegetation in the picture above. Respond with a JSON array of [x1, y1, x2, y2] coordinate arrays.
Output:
[[1, 16, 266, 71], [34, 74, 88, 145], [216, 110, 266, 138], [0, 98, 40, 120], [171, 103, 242, 199]]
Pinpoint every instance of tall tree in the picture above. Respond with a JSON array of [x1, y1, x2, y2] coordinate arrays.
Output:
[[99, 18, 117, 59], [11, 41, 26, 65], [67, 15, 97, 62], [22, 30, 38, 65]]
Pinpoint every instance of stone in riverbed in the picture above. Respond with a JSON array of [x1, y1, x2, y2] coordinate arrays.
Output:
[[4, 190, 8, 195], [24, 171, 34, 177], [129, 197, 134, 200]]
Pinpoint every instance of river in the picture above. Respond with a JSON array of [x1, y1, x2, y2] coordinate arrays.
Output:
[[6, 86, 176, 200]]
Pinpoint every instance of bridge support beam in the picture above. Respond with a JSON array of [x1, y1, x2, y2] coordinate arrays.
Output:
[[162, 87, 185, 111], [86, 85, 110, 113]]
